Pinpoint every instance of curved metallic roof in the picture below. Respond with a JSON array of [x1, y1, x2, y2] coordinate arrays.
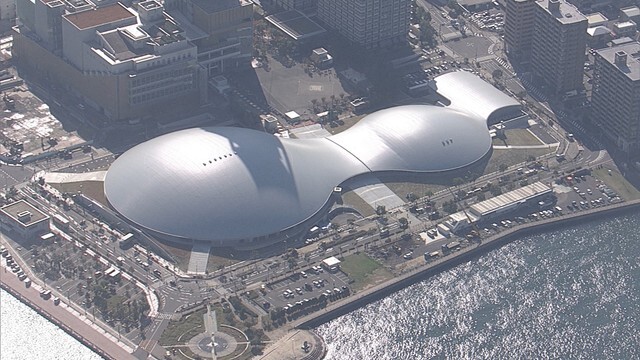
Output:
[[432, 71, 521, 122], [104, 105, 493, 243], [329, 105, 492, 172]]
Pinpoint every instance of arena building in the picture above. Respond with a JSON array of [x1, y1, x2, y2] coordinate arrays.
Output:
[[104, 72, 521, 248]]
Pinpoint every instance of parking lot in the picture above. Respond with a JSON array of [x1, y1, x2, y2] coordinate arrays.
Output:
[[253, 265, 352, 314]]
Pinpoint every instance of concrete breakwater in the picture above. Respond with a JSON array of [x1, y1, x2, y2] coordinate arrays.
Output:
[[295, 199, 640, 330], [0, 273, 135, 360]]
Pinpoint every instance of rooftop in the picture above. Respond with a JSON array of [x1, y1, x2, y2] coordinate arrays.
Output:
[[585, 12, 607, 27], [64, 3, 136, 30], [471, 182, 552, 216], [266, 10, 326, 41], [620, 6, 640, 18], [587, 25, 611, 37], [596, 41, 640, 81], [1, 200, 50, 227], [191, 0, 252, 14], [536, 0, 586, 25], [431, 71, 521, 123]]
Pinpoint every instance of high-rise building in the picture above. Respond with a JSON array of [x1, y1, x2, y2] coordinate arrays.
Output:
[[269, 0, 316, 12], [591, 41, 640, 155], [505, 0, 537, 61], [530, 0, 587, 94], [317, 0, 411, 49]]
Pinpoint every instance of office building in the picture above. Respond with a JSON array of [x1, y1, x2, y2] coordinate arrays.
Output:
[[591, 41, 640, 155], [505, 0, 537, 61], [12, 0, 253, 123], [168, 0, 254, 77], [530, 0, 588, 93], [317, 0, 411, 49], [269, 0, 316, 12]]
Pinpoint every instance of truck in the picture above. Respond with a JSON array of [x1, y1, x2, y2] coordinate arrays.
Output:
[[52, 214, 70, 230]]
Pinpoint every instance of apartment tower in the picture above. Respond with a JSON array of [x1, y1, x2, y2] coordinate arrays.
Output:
[[317, 0, 411, 49], [591, 42, 640, 155]]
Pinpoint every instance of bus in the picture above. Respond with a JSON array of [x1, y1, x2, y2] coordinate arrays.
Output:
[[118, 233, 134, 249]]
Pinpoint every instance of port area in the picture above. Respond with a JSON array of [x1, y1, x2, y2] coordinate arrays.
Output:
[[256, 198, 640, 359]]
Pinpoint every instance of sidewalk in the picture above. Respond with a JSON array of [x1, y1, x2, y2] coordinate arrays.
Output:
[[258, 329, 326, 360]]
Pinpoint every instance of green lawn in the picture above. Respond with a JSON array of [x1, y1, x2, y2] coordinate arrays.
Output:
[[50, 181, 107, 205], [159, 309, 205, 346], [593, 167, 640, 201], [340, 254, 393, 292], [492, 129, 545, 146], [341, 189, 375, 217], [483, 148, 554, 175]]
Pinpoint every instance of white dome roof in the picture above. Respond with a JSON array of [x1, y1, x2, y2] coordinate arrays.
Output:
[[104, 105, 492, 244]]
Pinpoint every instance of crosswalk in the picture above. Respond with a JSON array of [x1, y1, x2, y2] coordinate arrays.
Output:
[[494, 56, 513, 71], [154, 312, 173, 320], [520, 78, 548, 101]]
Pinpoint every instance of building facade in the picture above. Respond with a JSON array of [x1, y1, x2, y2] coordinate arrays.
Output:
[[168, 0, 253, 77], [268, 0, 316, 12], [317, 0, 411, 49], [505, 0, 537, 62], [0, 200, 50, 239], [591, 41, 640, 155], [12, 0, 253, 122], [530, 0, 587, 94]]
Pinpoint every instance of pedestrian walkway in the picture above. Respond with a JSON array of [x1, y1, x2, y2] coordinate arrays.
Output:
[[289, 124, 331, 139], [289, 124, 408, 215], [43, 170, 107, 183], [188, 242, 210, 274], [346, 174, 406, 211]]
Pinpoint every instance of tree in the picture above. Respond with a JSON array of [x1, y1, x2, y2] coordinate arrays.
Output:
[[398, 217, 409, 229], [492, 69, 503, 80], [476, 192, 486, 202], [442, 200, 458, 214], [425, 190, 434, 199], [499, 163, 509, 172], [376, 205, 386, 215], [452, 177, 465, 187]]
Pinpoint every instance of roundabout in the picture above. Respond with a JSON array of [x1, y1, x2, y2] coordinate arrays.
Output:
[[182, 311, 250, 360], [189, 330, 238, 358]]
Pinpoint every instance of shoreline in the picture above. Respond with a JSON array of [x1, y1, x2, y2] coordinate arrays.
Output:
[[0, 269, 136, 360], [291, 199, 640, 330], [2, 200, 639, 360]]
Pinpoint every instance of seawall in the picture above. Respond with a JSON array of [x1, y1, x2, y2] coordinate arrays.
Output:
[[0, 272, 136, 360], [295, 199, 640, 329]]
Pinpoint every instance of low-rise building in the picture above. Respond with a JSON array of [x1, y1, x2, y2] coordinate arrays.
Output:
[[0, 200, 50, 238], [442, 182, 553, 234]]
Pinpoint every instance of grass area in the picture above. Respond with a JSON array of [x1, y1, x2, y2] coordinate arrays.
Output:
[[153, 241, 243, 273], [340, 253, 393, 292], [593, 167, 640, 201], [325, 114, 365, 135], [159, 308, 206, 346], [154, 241, 192, 271], [341, 189, 375, 217], [206, 252, 242, 273], [384, 181, 448, 203], [49, 181, 107, 205], [492, 129, 544, 146], [483, 148, 555, 175]]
